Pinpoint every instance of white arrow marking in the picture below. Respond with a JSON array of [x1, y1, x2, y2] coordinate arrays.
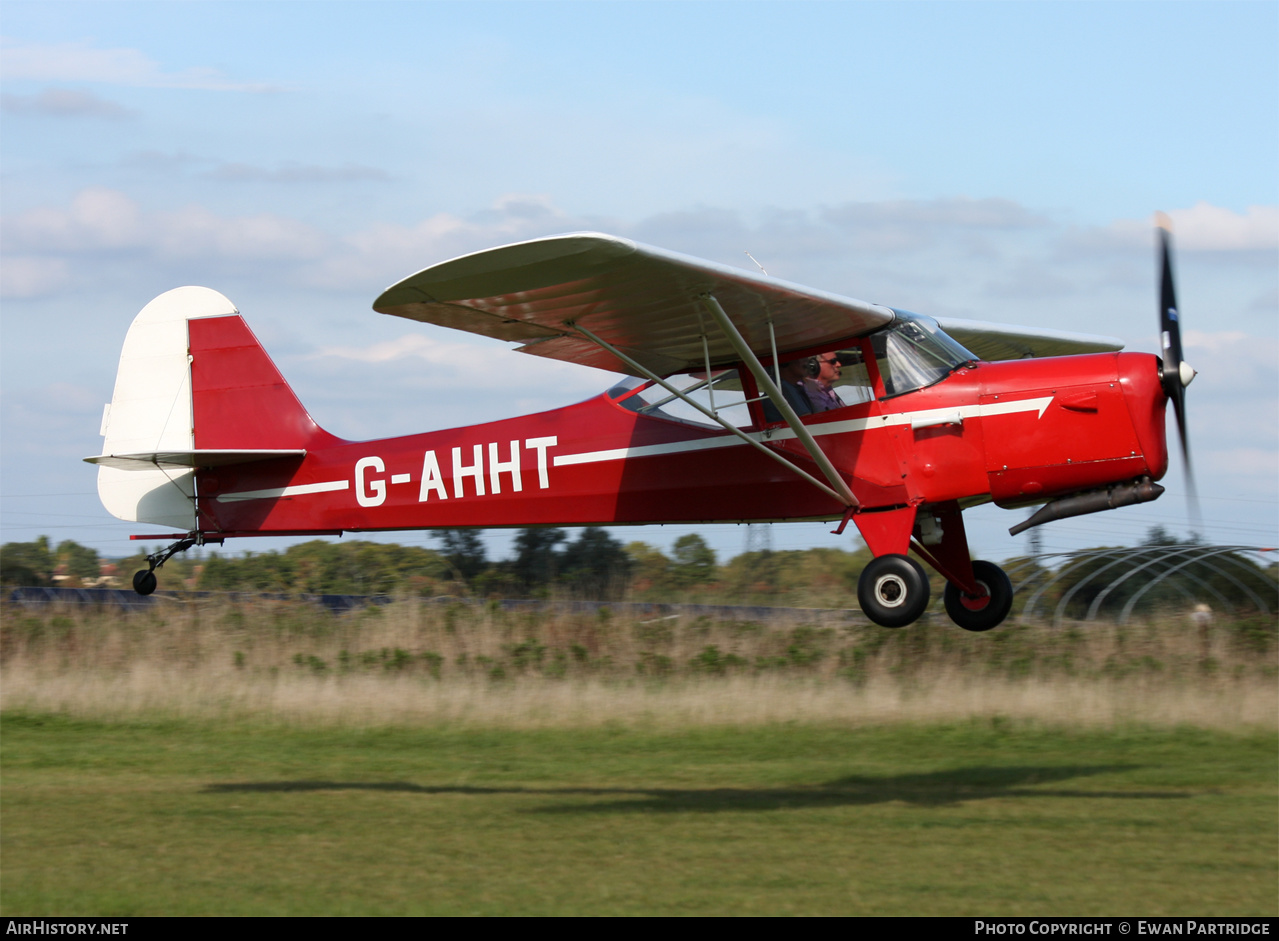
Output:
[[553, 396, 1054, 467]]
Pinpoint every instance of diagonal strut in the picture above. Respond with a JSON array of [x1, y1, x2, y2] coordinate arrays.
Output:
[[698, 294, 858, 507], [570, 323, 851, 507]]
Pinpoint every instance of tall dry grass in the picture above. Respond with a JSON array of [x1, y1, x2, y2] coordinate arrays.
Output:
[[2, 598, 1274, 730]]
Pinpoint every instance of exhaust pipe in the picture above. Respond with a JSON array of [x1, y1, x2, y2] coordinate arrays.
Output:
[[1009, 476, 1165, 536]]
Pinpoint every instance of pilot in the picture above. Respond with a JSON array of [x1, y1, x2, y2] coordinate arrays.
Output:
[[804, 352, 845, 412], [762, 358, 818, 423]]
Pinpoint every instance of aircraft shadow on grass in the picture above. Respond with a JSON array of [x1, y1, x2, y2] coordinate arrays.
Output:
[[204, 765, 1190, 814]]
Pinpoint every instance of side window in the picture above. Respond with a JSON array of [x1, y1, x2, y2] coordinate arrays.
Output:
[[830, 352, 874, 406], [612, 369, 753, 429]]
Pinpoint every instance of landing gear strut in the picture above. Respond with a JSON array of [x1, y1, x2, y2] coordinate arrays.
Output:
[[131, 534, 197, 596]]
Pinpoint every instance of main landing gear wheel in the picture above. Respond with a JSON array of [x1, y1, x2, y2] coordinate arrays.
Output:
[[132, 570, 158, 596], [857, 554, 931, 628], [943, 560, 1013, 632]]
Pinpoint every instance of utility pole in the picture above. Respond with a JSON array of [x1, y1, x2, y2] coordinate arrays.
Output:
[[744, 523, 775, 591]]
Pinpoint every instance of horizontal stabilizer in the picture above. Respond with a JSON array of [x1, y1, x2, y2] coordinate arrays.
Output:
[[85, 449, 306, 471]]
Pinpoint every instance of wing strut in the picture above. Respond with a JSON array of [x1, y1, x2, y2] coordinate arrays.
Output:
[[571, 323, 852, 507], [698, 294, 858, 508]]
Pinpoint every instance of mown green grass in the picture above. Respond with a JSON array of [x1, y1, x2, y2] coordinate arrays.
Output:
[[2, 713, 1274, 915]]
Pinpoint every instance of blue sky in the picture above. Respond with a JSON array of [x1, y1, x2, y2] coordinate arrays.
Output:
[[2, 1, 1276, 566]]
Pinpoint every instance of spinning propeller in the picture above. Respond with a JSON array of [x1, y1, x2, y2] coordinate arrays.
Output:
[[1155, 213, 1201, 532]]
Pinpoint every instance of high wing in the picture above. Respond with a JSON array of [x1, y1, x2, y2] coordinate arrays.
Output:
[[373, 231, 1124, 375], [935, 318, 1123, 361], [373, 233, 895, 376]]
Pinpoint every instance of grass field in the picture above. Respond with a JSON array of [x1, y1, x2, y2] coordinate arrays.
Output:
[[2, 601, 1275, 915], [3, 716, 1275, 916]]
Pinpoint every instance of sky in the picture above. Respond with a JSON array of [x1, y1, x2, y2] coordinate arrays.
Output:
[[2, 1, 1276, 570]]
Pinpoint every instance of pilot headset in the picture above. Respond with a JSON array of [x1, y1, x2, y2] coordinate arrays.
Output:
[[804, 356, 820, 378]]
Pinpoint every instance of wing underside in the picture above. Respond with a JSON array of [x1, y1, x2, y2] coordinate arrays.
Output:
[[373, 233, 896, 376], [373, 232, 1124, 374]]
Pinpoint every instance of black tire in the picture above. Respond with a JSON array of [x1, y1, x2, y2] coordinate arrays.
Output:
[[943, 560, 1013, 632], [857, 554, 931, 628], [132, 570, 157, 596]]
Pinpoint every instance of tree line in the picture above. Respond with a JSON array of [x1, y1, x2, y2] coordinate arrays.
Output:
[[1, 528, 868, 604], [0, 528, 702, 600], [2, 527, 1275, 617]]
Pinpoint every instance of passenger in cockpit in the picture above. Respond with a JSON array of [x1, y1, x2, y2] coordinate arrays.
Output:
[[763, 358, 818, 422]]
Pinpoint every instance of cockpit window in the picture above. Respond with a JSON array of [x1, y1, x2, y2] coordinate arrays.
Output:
[[609, 369, 752, 428], [605, 311, 978, 420], [874, 312, 976, 397], [605, 376, 647, 400]]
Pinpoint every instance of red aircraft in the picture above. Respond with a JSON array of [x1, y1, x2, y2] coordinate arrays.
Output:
[[88, 220, 1194, 630]]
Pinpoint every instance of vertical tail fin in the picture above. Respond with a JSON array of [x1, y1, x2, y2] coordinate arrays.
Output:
[[188, 308, 329, 450], [92, 287, 332, 527]]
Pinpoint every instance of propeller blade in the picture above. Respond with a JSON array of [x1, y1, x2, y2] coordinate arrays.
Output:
[[1154, 213, 1202, 536], [1156, 213, 1184, 401], [1169, 384, 1201, 531]]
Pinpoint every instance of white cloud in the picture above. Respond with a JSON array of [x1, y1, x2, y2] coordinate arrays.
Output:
[[1, 187, 329, 271], [43, 382, 104, 411], [1249, 286, 1278, 312], [309, 331, 615, 391], [981, 259, 1078, 299], [301, 195, 585, 289], [1058, 203, 1279, 258], [120, 151, 204, 171], [1182, 329, 1266, 355], [0, 255, 70, 298], [0, 88, 134, 118], [1199, 447, 1278, 480], [4, 190, 1275, 350], [1174, 330, 1278, 498], [818, 198, 1048, 256], [0, 40, 275, 92], [292, 331, 618, 440], [1182, 330, 1279, 395], [824, 197, 1047, 230], [1167, 203, 1279, 252], [3, 187, 143, 252], [152, 204, 329, 261], [204, 162, 391, 183], [311, 333, 474, 366]]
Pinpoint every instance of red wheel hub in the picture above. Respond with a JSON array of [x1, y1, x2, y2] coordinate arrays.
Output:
[[959, 581, 992, 612]]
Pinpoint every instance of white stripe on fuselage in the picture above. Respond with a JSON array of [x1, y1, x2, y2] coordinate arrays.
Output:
[[552, 396, 1053, 467], [215, 479, 350, 503], [214, 396, 1053, 500]]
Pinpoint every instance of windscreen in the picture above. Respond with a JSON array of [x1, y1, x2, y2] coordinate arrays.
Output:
[[876, 313, 976, 396]]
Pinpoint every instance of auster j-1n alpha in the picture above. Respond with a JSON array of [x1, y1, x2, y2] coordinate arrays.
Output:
[[89, 218, 1196, 630]]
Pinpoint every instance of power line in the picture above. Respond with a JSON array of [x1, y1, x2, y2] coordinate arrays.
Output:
[[0, 492, 99, 499]]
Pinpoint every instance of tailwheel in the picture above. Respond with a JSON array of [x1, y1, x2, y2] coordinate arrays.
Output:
[[132, 570, 158, 595], [857, 554, 930, 628], [943, 560, 1013, 632], [130, 533, 198, 596]]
